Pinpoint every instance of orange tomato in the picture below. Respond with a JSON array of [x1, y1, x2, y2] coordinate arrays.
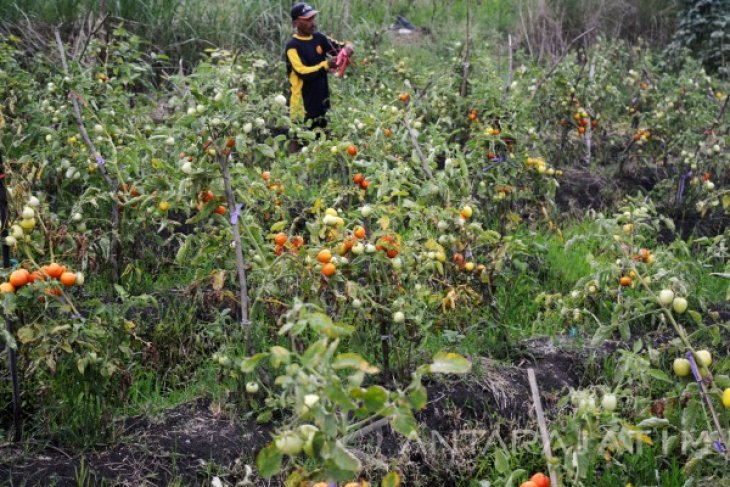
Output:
[[619, 276, 632, 286], [291, 236, 304, 247], [354, 227, 366, 239], [200, 190, 215, 203], [321, 262, 336, 277], [520, 482, 538, 487], [9, 269, 30, 288], [386, 249, 398, 259], [359, 179, 369, 190], [399, 93, 410, 103], [0, 282, 15, 293], [214, 205, 226, 215], [261, 171, 270, 182], [383, 128, 392, 138], [346, 145, 358, 156], [353, 173, 364, 184], [530, 473, 550, 487], [317, 249, 332, 264], [226, 137, 235, 148], [274, 244, 284, 256], [274, 233, 288, 246], [60, 272, 77, 287], [343, 238, 356, 251], [578, 127, 586, 134], [44, 262, 64, 279]]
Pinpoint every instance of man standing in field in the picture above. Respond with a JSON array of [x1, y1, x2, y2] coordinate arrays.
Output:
[[285, 2, 353, 132]]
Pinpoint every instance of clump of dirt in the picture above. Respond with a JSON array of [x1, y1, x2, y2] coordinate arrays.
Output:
[[555, 167, 615, 213]]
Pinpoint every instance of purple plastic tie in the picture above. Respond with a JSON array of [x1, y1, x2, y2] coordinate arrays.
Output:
[[685, 351, 703, 382], [230, 203, 243, 225], [714, 441, 727, 454], [687, 351, 727, 454], [675, 170, 692, 205], [95, 154, 106, 166]]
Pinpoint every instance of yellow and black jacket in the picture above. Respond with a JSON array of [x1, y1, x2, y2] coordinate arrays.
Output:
[[285, 32, 345, 120]]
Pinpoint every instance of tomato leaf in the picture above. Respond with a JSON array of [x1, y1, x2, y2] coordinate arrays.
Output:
[[256, 443, 282, 479], [428, 352, 471, 374], [382, 471, 401, 487]]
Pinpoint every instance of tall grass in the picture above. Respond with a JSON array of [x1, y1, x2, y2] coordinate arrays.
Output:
[[0, 1, 516, 60]]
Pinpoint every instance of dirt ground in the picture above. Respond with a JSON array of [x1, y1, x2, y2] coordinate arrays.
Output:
[[0, 337, 590, 486]]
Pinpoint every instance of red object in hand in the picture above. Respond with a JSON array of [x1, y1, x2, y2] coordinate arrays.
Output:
[[334, 46, 352, 78]]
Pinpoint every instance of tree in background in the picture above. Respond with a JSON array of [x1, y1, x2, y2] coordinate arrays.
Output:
[[665, 0, 730, 76]]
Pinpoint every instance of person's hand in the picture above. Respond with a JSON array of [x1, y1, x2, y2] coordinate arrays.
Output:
[[345, 42, 354, 55], [328, 58, 338, 69]]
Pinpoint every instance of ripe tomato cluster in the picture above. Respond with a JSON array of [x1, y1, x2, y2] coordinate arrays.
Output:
[[352, 173, 370, 190], [1, 262, 83, 296], [375, 234, 400, 259], [521, 472, 550, 487], [272, 233, 305, 256]]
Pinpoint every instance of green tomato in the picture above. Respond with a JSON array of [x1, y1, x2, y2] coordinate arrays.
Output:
[[672, 297, 688, 314], [673, 358, 690, 377]]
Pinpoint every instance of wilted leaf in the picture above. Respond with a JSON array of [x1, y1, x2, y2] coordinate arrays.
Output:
[[211, 270, 226, 291], [16, 326, 35, 344]]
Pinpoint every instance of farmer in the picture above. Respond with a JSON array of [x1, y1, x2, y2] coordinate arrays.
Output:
[[285, 2, 353, 131]]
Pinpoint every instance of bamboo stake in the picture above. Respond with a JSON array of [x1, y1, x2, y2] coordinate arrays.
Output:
[[528, 368, 559, 486]]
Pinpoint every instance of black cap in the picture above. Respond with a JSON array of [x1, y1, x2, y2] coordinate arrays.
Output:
[[291, 3, 318, 20]]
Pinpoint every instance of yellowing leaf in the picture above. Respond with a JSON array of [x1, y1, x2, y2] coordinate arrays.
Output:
[[16, 326, 35, 344], [382, 471, 401, 487], [378, 216, 390, 230], [211, 270, 226, 291], [722, 194, 730, 210], [429, 352, 471, 374]]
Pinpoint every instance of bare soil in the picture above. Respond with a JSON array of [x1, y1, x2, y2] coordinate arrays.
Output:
[[0, 337, 588, 486]]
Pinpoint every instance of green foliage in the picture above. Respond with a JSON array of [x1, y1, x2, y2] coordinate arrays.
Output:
[[665, 0, 730, 76], [215, 300, 470, 483]]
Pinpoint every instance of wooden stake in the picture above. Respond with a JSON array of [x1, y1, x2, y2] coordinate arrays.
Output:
[[216, 153, 252, 352], [0, 151, 21, 442], [54, 28, 120, 283], [528, 368, 559, 486]]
